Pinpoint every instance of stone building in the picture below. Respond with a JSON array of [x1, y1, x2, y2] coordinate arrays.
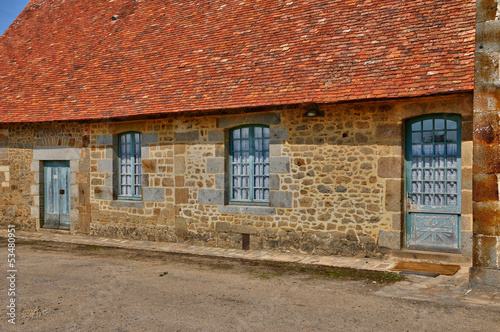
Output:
[[1, 0, 497, 287]]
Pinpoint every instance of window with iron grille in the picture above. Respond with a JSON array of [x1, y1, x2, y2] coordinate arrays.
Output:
[[229, 125, 270, 204], [118, 132, 142, 200]]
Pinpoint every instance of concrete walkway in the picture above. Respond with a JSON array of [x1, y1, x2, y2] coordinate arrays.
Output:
[[2, 230, 499, 309]]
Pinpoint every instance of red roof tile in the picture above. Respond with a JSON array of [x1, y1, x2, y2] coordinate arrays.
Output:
[[0, 0, 475, 123]]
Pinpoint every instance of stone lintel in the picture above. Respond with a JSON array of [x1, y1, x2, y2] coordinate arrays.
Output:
[[217, 112, 281, 128], [174, 131, 199, 142]]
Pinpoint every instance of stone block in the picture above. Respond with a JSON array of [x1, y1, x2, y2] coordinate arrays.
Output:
[[269, 191, 292, 208], [174, 144, 186, 155], [462, 215, 472, 231], [215, 221, 231, 233], [207, 158, 224, 173], [217, 112, 281, 128], [175, 188, 189, 204], [104, 173, 113, 186], [109, 200, 145, 208], [462, 190, 473, 215], [476, 0, 498, 23], [473, 145, 500, 174], [473, 174, 499, 202], [31, 207, 40, 219], [474, 84, 500, 113], [385, 179, 402, 212], [215, 174, 227, 189], [31, 184, 39, 195], [141, 146, 149, 158], [219, 205, 276, 215], [141, 174, 149, 188], [473, 113, 500, 145], [97, 159, 113, 173], [462, 167, 472, 191], [231, 224, 258, 235], [376, 124, 401, 140], [105, 148, 114, 159], [270, 126, 289, 139], [79, 213, 90, 234], [143, 188, 165, 202], [30, 162, 39, 172], [377, 157, 402, 178], [33, 147, 81, 161], [475, 53, 500, 83], [79, 183, 90, 205], [175, 156, 185, 174], [462, 141, 473, 168], [473, 235, 499, 268], [208, 130, 224, 142], [142, 132, 159, 144], [392, 214, 402, 231], [470, 267, 500, 290], [461, 231, 473, 258], [7, 206, 16, 217], [269, 157, 289, 173], [97, 135, 113, 145], [377, 230, 401, 249], [473, 202, 500, 236], [175, 217, 189, 238], [142, 159, 157, 173], [269, 174, 279, 190], [270, 142, 281, 156], [199, 189, 225, 205], [175, 176, 184, 187], [175, 131, 199, 142], [70, 160, 79, 172], [94, 186, 113, 200]]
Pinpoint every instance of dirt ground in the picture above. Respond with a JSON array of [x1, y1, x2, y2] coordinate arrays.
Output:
[[1, 241, 499, 331]]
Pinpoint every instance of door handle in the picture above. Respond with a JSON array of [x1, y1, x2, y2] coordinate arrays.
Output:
[[59, 189, 65, 195]]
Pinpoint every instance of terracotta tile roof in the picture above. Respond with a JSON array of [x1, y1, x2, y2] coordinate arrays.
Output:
[[0, 0, 475, 123]]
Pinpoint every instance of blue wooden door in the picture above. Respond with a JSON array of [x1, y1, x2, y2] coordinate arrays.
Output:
[[405, 115, 461, 251], [44, 161, 71, 230]]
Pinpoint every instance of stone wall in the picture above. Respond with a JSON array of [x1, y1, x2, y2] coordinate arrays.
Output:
[[471, 0, 500, 288], [0, 122, 90, 233], [85, 93, 473, 257], [0, 93, 473, 257]]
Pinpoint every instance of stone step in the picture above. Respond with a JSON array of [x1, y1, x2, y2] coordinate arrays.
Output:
[[389, 249, 471, 265]]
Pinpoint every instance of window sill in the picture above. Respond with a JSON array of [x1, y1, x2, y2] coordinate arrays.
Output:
[[109, 200, 144, 209], [219, 205, 276, 215]]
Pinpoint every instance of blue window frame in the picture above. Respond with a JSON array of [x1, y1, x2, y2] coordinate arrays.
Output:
[[230, 125, 270, 204], [118, 132, 142, 200]]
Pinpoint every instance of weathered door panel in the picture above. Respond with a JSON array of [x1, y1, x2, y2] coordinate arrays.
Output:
[[44, 161, 70, 230], [405, 115, 461, 251]]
